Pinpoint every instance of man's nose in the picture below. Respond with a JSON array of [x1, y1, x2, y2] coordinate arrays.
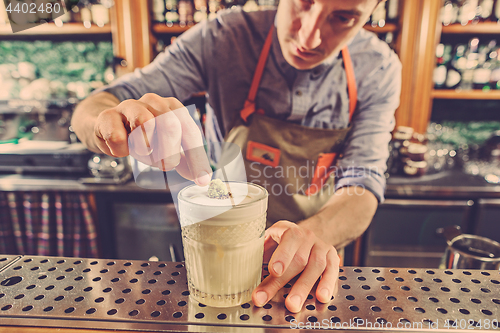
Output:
[[298, 13, 322, 50]]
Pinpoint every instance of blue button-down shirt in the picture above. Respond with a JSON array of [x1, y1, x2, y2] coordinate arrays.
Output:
[[101, 8, 402, 202]]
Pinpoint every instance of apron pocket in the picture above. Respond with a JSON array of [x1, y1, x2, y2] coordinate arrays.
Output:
[[246, 141, 281, 167]]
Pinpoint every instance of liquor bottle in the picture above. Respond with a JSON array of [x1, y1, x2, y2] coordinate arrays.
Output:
[[495, 0, 500, 21], [193, 0, 208, 22], [370, 1, 386, 27], [446, 44, 466, 89], [441, 0, 459, 25], [477, 0, 494, 21], [178, 0, 194, 26], [434, 44, 448, 89], [152, 0, 166, 23], [207, 0, 222, 20], [460, 38, 480, 89], [472, 44, 493, 89], [165, 0, 179, 26], [386, 0, 399, 23], [458, 0, 478, 25], [90, 1, 110, 27]]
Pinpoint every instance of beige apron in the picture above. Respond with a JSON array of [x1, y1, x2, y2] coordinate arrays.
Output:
[[219, 26, 358, 229]]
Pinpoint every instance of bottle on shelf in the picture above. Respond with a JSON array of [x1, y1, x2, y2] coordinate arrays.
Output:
[[90, 0, 110, 27], [165, 0, 180, 26], [472, 40, 496, 89], [477, 0, 494, 21], [370, 1, 386, 27], [441, 0, 459, 26], [178, 0, 194, 26], [152, 0, 166, 23], [386, 0, 399, 23], [434, 44, 451, 89], [193, 0, 208, 23], [460, 37, 480, 89], [207, 0, 222, 20], [458, 0, 479, 25], [495, 0, 500, 21]]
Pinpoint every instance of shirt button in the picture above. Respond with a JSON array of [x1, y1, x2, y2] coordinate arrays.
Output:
[[295, 90, 302, 96]]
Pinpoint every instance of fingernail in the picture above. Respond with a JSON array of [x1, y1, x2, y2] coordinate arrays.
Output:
[[196, 171, 211, 186], [319, 288, 330, 301], [272, 262, 284, 276], [289, 295, 302, 312], [255, 291, 268, 306]]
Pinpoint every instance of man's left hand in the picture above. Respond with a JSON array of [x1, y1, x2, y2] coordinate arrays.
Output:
[[251, 220, 340, 313]]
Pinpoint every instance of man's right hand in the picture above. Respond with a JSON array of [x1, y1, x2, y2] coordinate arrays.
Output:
[[92, 93, 212, 186]]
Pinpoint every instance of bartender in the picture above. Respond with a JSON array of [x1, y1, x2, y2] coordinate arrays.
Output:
[[71, 0, 401, 313]]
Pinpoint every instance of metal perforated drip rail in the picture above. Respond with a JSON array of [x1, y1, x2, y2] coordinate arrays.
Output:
[[0, 255, 21, 272], [0, 256, 499, 333]]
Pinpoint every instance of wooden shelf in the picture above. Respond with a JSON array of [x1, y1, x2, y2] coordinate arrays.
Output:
[[0, 22, 111, 35], [441, 22, 500, 34], [363, 23, 398, 33], [432, 89, 500, 100], [152, 23, 192, 34]]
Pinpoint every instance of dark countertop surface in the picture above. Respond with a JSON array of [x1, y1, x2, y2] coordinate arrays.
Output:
[[0, 169, 499, 200]]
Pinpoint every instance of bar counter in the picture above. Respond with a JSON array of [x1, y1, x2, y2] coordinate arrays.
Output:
[[1, 255, 499, 332]]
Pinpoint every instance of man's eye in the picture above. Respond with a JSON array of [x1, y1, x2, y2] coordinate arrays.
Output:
[[331, 15, 355, 26]]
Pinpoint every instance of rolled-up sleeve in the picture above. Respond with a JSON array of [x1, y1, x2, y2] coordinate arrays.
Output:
[[335, 50, 402, 203], [96, 22, 209, 102]]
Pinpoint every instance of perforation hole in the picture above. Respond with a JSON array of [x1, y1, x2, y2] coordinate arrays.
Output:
[[471, 279, 481, 284], [492, 299, 500, 305], [43, 306, 53, 312], [306, 304, 315, 310], [361, 285, 370, 290], [95, 297, 104, 303], [135, 270, 144, 275], [217, 313, 226, 320], [117, 270, 126, 274], [178, 301, 187, 307], [354, 268, 362, 273], [122, 288, 131, 294], [75, 296, 84, 302], [328, 305, 337, 311], [339, 276, 347, 281], [482, 309, 493, 316], [450, 298, 460, 303], [65, 268, 73, 273], [148, 279, 157, 284], [415, 307, 425, 314], [459, 309, 470, 315], [83, 269, 91, 273], [54, 296, 64, 301], [491, 279, 500, 285], [401, 286, 410, 291], [107, 309, 117, 315], [103, 288, 112, 293], [14, 294, 25, 299], [56, 276, 65, 281], [22, 305, 33, 312], [38, 275, 47, 280], [433, 278, 442, 283], [86, 308, 96, 315], [471, 298, 481, 304], [154, 271, 162, 276], [408, 296, 418, 302], [481, 288, 491, 293], [40, 259, 49, 263], [100, 269, 108, 274], [408, 270, 417, 274], [136, 299, 145, 305], [90, 261, 98, 265], [414, 278, 423, 282], [381, 285, 390, 291], [26, 284, 36, 290], [162, 290, 171, 296], [429, 297, 439, 303], [263, 303, 272, 309], [444, 270, 453, 275], [167, 280, 176, 285], [13, 266, 22, 270], [461, 287, 470, 292], [372, 269, 380, 273], [462, 271, 471, 275], [377, 318, 387, 324], [111, 280, 120, 285], [151, 311, 161, 317], [426, 270, 435, 275], [142, 289, 151, 295], [65, 307, 75, 314], [129, 279, 138, 284], [357, 276, 366, 281], [481, 272, 490, 276], [84, 287, 93, 292], [107, 262, 115, 266], [366, 296, 376, 301], [263, 315, 273, 321], [421, 286, 430, 292], [437, 308, 448, 314], [115, 298, 125, 304], [376, 277, 385, 281], [371, 306, 381, 312], [399, 318, 410, 324], [346, 295, 355, 301], [74, 276, 83, 281], [349, 305, 359, 312], [390, 269, 398, 274], [34, 295, 44, 300], [1, 305, 12, 311], [195, 313, 205, 319], [182, 291, 190, 296], [73, 260, 82, 265], [441, 287, 451, 292], [387, 296, 397, 301], [129, 310, 139, 316], [30, 267, 39, 271], [393, 307, 403, 313], [124, 262, 132, 267], [48, 267, 56, 272]]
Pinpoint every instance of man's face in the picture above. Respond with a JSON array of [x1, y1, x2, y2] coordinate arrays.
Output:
[[276, 0, 380, 70]]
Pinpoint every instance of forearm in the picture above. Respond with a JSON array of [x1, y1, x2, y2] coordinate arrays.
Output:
[[71, 92, 121, 154], [298, 186, 378, 249]]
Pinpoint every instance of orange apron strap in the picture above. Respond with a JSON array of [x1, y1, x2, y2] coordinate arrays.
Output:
[[240, 26, 275, 122], [341, 46, 357, 122]]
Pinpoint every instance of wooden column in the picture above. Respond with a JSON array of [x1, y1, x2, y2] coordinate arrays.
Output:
[[110, 0, 153, 77]]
